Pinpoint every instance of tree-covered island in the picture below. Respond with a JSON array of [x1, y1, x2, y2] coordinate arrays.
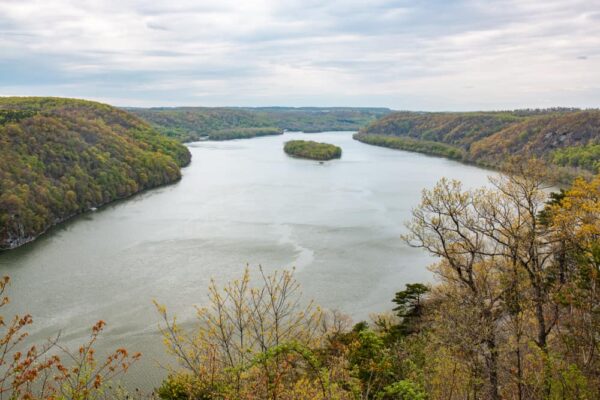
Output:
[[283, 140, 342, 161]]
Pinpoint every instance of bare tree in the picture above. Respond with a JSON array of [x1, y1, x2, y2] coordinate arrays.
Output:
[[156, 266, 326, 399]]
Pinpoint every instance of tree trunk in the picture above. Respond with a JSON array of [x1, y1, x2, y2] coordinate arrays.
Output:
[[487, 337, 501, 400], [534, 285, 551, 399]]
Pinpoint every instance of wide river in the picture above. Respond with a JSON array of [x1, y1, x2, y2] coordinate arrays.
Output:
[[0, 131, 495, 391]]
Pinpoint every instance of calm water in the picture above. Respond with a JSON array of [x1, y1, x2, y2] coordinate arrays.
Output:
[[0, 131, 495, 390]]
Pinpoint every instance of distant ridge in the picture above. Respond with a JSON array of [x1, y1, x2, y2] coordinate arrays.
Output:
[[128, 107, 392, 142]]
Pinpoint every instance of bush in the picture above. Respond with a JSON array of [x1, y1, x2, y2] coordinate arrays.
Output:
[[157, 374, 215, 400]]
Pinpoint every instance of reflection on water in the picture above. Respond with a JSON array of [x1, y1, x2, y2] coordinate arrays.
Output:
[[0, 131, 495, 390]]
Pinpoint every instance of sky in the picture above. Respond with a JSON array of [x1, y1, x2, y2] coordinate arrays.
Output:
[[0, 0, 599, 110]]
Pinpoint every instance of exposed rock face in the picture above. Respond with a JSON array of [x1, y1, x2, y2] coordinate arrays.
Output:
[[2, 221, 32, 250]]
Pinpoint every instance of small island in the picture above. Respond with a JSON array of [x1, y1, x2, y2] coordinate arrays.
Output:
[[283, 140, 342, 161]]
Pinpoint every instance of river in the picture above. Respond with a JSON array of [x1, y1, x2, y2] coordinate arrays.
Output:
[[0, 131, 495, 391]]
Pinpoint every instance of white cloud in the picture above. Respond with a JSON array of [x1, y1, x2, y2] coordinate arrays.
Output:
[[0, 0, 598, 109]]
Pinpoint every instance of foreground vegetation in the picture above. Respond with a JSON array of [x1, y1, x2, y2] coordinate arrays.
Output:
[[0, 276, 141, 399], [356, 109, 600, 182], [0, 97, 191, 250], [284, 140, 342, 160], [154, 163, 600, 400], [129, 107, 391, 142], [159, 162, 600, 399], [3, 159, 597, 400]]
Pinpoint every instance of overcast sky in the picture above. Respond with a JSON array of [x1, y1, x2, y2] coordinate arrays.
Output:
[[0, 0, 599, 110]]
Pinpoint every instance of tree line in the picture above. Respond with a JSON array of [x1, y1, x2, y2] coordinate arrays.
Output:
[[208, 128, 283, 141]]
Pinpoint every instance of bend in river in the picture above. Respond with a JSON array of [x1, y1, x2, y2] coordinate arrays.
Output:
[[0, 131, 496, 390]]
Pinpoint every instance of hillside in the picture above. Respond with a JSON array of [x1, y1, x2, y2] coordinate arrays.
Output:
[[355, 109, 600, 181], [129, 107, 391, 142], [128, 107, 275, 142], [0, 97, 191, 250], [246, 107, 392, 132]]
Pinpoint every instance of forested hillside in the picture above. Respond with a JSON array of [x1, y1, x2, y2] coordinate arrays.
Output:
[[0, 97, 191, 250], [355, 109, 600, 181], [248, 107, 391, 132], [129, 107, 391, 142], [128, 107, 275, 142]]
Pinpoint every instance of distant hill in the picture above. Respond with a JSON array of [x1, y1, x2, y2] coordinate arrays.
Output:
[[0, 97, 191, 250], [355, 109, 600, 182], [128, 107, 392, 142]]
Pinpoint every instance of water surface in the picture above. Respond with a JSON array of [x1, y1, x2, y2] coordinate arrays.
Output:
[[0, 131, 495, 390]]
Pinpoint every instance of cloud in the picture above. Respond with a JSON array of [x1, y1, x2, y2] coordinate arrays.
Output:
[[0, 0, 598, 109]]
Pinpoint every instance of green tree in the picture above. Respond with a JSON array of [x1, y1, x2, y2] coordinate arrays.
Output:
[[392, 284, 429, 335]]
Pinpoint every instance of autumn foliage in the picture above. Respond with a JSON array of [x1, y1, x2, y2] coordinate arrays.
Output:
[[357, 109, 600, 182], [0, 276, 141, 399], [156, 165, 600, 400], [0, 97, 191, 250]]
